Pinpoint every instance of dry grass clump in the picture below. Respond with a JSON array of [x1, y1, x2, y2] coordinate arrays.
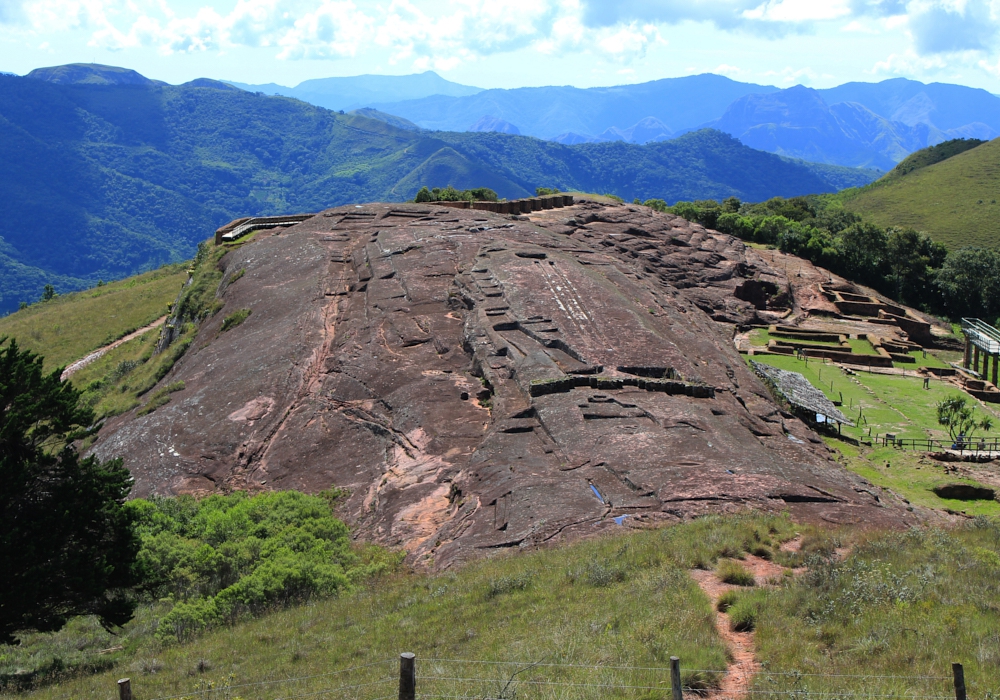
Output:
[[717, 559, 756, 586]]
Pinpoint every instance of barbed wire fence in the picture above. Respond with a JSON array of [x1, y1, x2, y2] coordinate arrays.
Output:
[[114, 654, 973, 700]]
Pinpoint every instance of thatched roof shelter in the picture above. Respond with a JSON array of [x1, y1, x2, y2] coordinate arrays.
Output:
[[751, 361, 854, 427]]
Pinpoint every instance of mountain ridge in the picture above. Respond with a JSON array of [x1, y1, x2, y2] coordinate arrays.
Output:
[[0, 67, 878, 314], [365, 74, 1000, 167], [225, 70, 482, 112]]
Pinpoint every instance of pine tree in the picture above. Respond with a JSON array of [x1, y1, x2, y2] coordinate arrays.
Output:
[[0, 337, 141, 644]]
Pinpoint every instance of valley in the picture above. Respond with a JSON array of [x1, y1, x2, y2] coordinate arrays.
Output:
[[3, 56, 1000, 700], [0, 67, 874, 315]]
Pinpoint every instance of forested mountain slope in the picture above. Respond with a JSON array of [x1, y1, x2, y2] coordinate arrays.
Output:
[[0, 69, 870, 314]]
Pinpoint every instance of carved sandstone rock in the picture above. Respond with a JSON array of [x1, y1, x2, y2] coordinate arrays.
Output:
[[92, 200, 910, 567]]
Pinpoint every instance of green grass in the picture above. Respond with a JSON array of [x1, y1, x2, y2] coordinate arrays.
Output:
[[750, 354, 1000, 514], [9, 514, 1000, 700], [220, 308, 251, 332], [136, 381, 185, 416], [748, 330, 881, 356], [69, 240, 232, 420], [728, 591, 765, 632], [752, 520, 1000, 698], [749, 329, 843, 349], [844, 337, 880, 356], [833, 447, 1000, 517], [11, 515, 793, 699], [747, 354, 990, 443], [71, 328, 193, 420], [717, 590, 740, 612], [884, 138, 985, 181], [717, 559, 756, 586], [0, 265, 187, 372], [842, 138, 1000, 249]]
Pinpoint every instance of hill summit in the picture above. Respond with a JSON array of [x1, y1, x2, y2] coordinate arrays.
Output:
[[91, 198, 908, 568], [26, 63, 164, 86]]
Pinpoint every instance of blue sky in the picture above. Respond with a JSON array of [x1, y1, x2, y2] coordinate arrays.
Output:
[[2, 0, 1000, 91]]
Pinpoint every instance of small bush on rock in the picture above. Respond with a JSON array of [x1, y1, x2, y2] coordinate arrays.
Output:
[[220, 308, 251, 332]]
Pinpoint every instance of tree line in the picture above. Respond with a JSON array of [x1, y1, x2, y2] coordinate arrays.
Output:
[[645, 195, 1000, 322]]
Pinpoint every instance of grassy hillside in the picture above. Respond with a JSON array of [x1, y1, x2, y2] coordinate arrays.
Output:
[[0, 265, 186, 372], [884, 138, 985, 180], [5, 513, 1000, 700], [0, 72, 876, 314], [842, 137, 1000, 249]]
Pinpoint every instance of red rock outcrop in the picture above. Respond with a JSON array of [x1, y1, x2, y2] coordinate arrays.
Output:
[[92, 200, 909, 567]]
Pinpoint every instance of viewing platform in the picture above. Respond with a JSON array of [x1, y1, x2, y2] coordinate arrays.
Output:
[[961, 318, 1000, 386]]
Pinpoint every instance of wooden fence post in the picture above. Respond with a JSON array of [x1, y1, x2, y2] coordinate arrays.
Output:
[[953, 663, 966, 700], [117, 678, 132, 700], [670, 656, 682, 700], [399, 652, 416, 700]]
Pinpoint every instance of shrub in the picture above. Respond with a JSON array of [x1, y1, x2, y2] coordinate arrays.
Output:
[[728, 594, 763, 631], [412, 185, 498, 202], [128, 491, 398, 643], [567, 562, 628, 587], [717, 590, 740, 612], [717, 559, 756, 586], [486, 572, 533, 599], [220, 308, 251, 332]]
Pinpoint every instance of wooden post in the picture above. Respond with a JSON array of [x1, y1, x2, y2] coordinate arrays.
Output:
[[964, 338, 971, 369], [670, 656, 682, 700], [399, 653, 416, 700], [974, 345, 980, 375], [953, 663, 966, 700], [117, 678, 132, 700], [992, 354, 998, 387]]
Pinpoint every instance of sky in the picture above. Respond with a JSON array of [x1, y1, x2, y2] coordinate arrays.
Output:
[[2, 0, 1000, 92]]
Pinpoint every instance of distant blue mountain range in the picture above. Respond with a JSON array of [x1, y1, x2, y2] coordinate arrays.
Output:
[[367, 74, 777, 143], [708, 82, 1000, 169], [234, 71, 1000, 168], [226, 71, 482, 112]]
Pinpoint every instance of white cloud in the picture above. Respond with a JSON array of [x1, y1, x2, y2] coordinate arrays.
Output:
[[276, 2, 373, 59], [743, 0, 851, 22], [870, 48, 950, 74], [595, 23, 662, 61], [6, 0, 678, 68], [841, 18, 879, 30], [713, 62, 745, 76], [761, 64, 819, 83], [0, 0, 26, 24], [906, 0, 1000, 54], [7, 0, 1000, 78]]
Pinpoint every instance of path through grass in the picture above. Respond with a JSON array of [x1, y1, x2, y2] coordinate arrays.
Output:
[[8, 514, 1000, 700], [0, 265, 187, 372]]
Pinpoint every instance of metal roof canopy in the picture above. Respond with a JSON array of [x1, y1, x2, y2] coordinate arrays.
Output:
[[962, 318, 1000, 355], [751, 360, 855, 426]]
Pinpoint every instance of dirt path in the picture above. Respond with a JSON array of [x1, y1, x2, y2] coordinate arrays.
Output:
[[690, 539, 802, 700], [61, 316, 167, 380]]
